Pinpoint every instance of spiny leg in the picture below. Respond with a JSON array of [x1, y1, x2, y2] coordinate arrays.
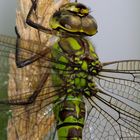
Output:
[[15, 27, 51, 68], [0, 69, 49, 105], [26, 0, 57, 35]]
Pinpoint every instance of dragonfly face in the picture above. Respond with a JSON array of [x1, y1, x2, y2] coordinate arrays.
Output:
[[49, 2, 98, 36], [0, 0, 140, 140]]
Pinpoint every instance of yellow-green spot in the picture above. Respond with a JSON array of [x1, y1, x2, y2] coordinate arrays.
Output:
[[92, 70, 97, 74], [79, 72, 87, 78], [75, 77, 86, 88], [70, 80, 74, 84], [75, 57, 80, 61], [59, 56, 68, 63], [75, 78, 80, 86], [80, 78, 86, 87], [81, 61, 88, 71], [91, 53, 98, 59], [95, 60, 100, 65], [88, 40, 95, 51], [92, 62, 96, 66], [85, 90, 90, 96], [76, 103, 80, 118], [78, 60, 83, 64], [67, 89, 72, 93], [67, 37, 81, 50], [88, 82, 95, 88], [58, 56, 68, 69], [56, 63, 65, 70], [81, 8, 89, 14], [74, 67, 79, 71], [75, 50, 84, 56]]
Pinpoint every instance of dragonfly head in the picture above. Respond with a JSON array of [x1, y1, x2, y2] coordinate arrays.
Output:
[[49, 2, 98, 36]]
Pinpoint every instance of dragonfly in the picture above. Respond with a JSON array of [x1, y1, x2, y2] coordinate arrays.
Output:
[[0, 0, 140, 140]]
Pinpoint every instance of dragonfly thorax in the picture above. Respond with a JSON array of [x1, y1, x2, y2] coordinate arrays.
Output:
[[52, 36, 101, 97]]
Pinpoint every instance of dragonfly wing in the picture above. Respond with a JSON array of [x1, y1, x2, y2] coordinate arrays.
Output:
[[0, 39, 66, 139], [83, 92, 140, 140], [7, 104, 56, 140], [83, 60, 140, 140], [95, 60, 140, 104], [0, 35, 61, 103], [0, 34, 53, 67]]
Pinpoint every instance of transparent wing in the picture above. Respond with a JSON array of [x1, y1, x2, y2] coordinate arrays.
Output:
[[0, 36, 68, 140], [7, 104, 57, 140], [83, 60, 140, 140], [96, 60, 140, 104]]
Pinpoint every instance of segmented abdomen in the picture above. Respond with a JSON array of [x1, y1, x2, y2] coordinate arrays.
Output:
[[54, 96, 85, 140]]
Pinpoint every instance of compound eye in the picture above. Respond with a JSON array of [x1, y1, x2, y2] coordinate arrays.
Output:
[[82, 15, 98, 35], [60, 15, 81, 31]]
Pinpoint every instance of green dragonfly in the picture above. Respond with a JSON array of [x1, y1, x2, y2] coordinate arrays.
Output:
[[0, 0, 140, 140]]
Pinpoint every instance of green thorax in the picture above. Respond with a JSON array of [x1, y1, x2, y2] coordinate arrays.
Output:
[[51, 36, 101, 94]]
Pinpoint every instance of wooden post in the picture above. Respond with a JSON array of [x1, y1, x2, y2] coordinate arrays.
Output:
[[8, 0, 69, 139]]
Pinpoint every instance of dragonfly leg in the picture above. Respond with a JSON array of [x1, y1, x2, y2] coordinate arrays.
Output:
[[0, 69, 49, 105], [26, 70, 49, 104], [26, 0, 56, 35], [15, 27, 51, 68]]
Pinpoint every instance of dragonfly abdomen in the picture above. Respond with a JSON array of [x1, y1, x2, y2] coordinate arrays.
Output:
[[54, 95, 85, 140]]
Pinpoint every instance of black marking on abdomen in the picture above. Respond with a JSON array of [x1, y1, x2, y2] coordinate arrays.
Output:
[[57, 122, 84, 130]]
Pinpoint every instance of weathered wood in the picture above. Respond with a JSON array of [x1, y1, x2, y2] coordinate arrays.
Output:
[[8, 0, 69, 139]]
